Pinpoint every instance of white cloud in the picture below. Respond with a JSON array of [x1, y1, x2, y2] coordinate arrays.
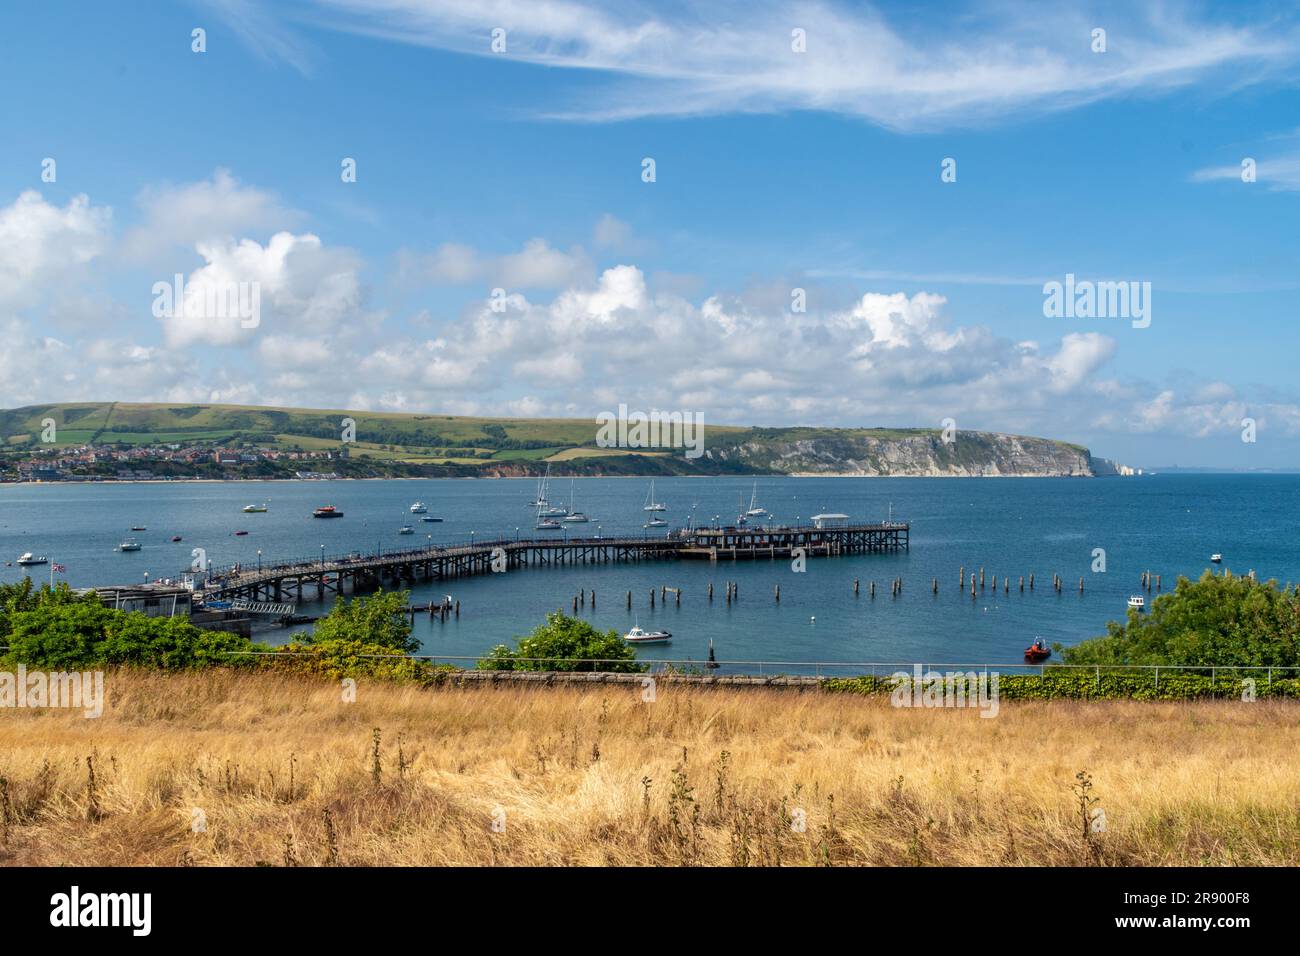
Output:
[[241, 0, 1300, 131], [121, 168, 299, 263], [402, 237, 591, 289], [0, 192, 110, 309], [1191, 154, 1300, 191]]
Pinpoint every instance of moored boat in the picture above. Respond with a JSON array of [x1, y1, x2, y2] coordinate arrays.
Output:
[[625, 624, 672, 644], [16, 552, 48, 566], [398, 526, 415, 535], [242, 503, 268, 513], [1210, 553, 1222, 563], [117, 539, 142, 552], [1128, 594, 1145, 611], [312, 505, 344, 518], [409, 501, 427, 514]]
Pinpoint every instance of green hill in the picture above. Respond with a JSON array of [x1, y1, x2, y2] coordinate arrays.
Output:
[[0, 402, 1100, 478]]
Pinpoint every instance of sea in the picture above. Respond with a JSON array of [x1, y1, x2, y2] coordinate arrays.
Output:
[[1, 475, 1294, 674]]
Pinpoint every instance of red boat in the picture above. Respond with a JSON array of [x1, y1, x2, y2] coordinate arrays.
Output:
[[1024, 637, 1050, 662], [312, 505, 344, 518], [233, 530, 249, 536], [171, 535, 182, 542]]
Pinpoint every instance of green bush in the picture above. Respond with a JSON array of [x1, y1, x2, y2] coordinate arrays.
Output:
[[306, 589, 418, 654], [1062, 571, 1300, 667], [478, 612, 645, 672], [1, 584, 257, 670]]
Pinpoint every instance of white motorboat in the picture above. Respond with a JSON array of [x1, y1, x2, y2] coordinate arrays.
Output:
[[16, 552, 48, 566], [242, 503, 268, 513], [643, 480, 666, 512], [625, 624, 671, 644], [118, 539, 142, 552], [1210, 553, 1222, 564], [409, 501, 427, 514], [1127, 594, 1145, 610], [643, 516, 667, 528], [398, 526, 415, 535]]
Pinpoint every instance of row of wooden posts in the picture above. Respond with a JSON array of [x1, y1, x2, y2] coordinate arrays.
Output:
[[568, 565, 1169, 611]]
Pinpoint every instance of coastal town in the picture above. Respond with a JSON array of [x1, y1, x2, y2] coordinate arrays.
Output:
[[0, 441, 348, 482]]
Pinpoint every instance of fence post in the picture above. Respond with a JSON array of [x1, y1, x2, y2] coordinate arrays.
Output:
[[1095, 665, 1100, 692], [1154, 666, 1159, 695]]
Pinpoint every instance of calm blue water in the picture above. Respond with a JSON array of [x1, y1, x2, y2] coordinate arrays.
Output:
[[1, 475, 1295, 671]]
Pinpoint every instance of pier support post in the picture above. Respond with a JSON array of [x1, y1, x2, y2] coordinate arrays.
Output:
[[870, 581, 876, 598], [932, 577, 938, 594], [1029, 573, 1035, 590], [960, 566, 965, 588], [854, 578, 860, 596], [775, 584, 780, 603], [627, 590, 632, 609]]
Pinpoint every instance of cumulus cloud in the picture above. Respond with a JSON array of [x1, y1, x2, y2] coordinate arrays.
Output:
[[156, 230, 373, 347], [0, 191, 110, 309], [121, 168, 299, 263], [1, 179, 1296, 450]]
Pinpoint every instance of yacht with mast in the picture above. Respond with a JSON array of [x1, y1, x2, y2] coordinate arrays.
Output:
[[562, 478, 590, 522], [643, 479, 666, 512], [744, 480, 767, 517]]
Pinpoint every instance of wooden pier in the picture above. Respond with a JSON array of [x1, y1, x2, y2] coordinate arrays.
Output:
[[197, 522, 909, 604]]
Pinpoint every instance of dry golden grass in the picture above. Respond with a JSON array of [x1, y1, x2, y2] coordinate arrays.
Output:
[[1, 668, 1297, 866]]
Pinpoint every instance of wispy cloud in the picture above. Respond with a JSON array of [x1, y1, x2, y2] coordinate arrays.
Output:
[[1190, 154, 1300, 191], [226, 0, 1300, 130]]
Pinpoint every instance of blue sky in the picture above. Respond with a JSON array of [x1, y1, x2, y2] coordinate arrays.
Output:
[[2, 0, 1299, 468]]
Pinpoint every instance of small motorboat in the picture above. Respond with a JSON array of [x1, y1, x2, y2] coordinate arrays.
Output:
[[398, 526, 414, 535], [1128, 594, 1146, 611], [233, 530, 249, 536], [643, 517, 667, 528], [16, 552, 48, 566], [1210, 553, 1222, 564], [625, 624, 672, 645], [421, 515, 442, 522], [409, 501, 427, 514], [1024, 637, 1050, 663], [242, 503, 268, 513], [117, 539, 142, 552], [536, 518, 562, 530], [171, 536, 183, 542], [312, 506, 344, 518], [130, 525, 147, 531]]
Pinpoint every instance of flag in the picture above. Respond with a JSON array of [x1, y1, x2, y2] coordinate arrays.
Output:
[[52, 563, 66, 573]]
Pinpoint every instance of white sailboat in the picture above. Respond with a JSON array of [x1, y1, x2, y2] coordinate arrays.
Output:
[[744, 480, 767, 517], [562, 478, 590, 522], [530, 464, 549, 508], [643, 479, 666, 512], [535, 503, 561, 530]]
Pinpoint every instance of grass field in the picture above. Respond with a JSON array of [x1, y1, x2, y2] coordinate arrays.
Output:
[[1, 669, 1296, 866]]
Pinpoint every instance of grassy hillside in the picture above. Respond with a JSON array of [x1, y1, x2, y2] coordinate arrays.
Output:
[[0, 402, 1096, 477], [0, 668, 1296, 866]]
